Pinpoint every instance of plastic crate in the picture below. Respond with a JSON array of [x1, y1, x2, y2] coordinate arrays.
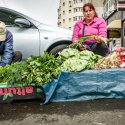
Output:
[[0, 83, 44, 103]]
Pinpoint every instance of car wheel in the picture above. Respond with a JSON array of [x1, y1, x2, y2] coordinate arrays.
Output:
[[49, 44, 69, 57]]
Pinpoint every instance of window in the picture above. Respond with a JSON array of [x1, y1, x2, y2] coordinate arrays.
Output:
[[81, 7, 83, 12], [74, 7, 83, 13], [74, 8, 75, 13], [59, 6, 61, 11], [76, 16, 78, 21], [63, 2, 65, 6], [73, 16, 82, 21], [80, 16, 83, 20], [58, 16, 60, 19], [69, 1, 72, 4], [79, 7, 82, 12], [58, 22, 61, 26], [74, 0, 83, 3], [73, 17, 77, 21], [69, 18, 71, 22], [69, 27, 71, 30], [0, 9, 22, 26], [103, 0, 114, 17], [63, 11, 65, 15], [69, 10, 71, 13], [69, 1, 72, 7], [108, 0, 111, 9], [58, 14, 61, 19], [63, 19, 65, 23], [106, 3, 108, 12]]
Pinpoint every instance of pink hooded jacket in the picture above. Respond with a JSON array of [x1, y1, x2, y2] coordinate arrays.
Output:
[[72, 17, 107, 43]]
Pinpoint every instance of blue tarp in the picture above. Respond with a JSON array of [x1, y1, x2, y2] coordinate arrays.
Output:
[[42, 68, 125, 104]]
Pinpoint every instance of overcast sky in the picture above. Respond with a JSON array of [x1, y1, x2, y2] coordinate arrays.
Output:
[[0, 0, 60, 26]]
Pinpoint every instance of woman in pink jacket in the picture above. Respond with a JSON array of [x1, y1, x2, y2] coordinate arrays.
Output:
[[72, 3, 110, 56]]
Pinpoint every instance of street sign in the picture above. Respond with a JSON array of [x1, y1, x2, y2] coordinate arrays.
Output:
[[117, 1, 125, 11]]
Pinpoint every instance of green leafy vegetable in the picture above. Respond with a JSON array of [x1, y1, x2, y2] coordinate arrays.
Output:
[[68, 35, 94, 48]]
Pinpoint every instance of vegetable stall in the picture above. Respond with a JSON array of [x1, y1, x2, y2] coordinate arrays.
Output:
[[0, 36, 125, 103]]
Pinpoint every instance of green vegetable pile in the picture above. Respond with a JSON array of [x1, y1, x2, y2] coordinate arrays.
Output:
[[22, 52, 63, 85], [0, 61, 28, 87], [0, 36, 100, 86], [59, 48, 99, 72]]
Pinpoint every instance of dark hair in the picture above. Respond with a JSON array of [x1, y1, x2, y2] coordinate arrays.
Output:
[[83, 3, 98, 17]]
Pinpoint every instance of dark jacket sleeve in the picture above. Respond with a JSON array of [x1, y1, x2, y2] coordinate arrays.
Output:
[[0, 30, 13, 67]]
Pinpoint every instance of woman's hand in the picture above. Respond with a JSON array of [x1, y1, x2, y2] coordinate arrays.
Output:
[[94, 36, 107, 43], [78, 43, 86, 51]]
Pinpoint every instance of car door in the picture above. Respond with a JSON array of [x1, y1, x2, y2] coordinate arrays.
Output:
[[0, 8, 40, 59]]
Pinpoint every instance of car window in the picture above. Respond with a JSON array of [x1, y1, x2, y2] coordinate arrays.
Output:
[[0, 9, 22, 27]]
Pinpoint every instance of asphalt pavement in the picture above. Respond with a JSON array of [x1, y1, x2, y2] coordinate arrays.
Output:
[[1, 98, 125, 125]]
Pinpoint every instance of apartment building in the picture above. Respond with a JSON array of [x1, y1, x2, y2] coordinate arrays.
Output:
[[103, 0, 125, 49], [57, 0, 104, 30], [103, 0, 120, 24]]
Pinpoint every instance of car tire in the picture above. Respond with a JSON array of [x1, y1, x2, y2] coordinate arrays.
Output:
[[49, 44, 69, 57]]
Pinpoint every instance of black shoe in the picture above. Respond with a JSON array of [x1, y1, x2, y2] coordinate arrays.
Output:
[[12, 51, 22, 63]]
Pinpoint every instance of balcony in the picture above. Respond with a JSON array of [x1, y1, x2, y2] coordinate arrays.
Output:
[[103, 4, 116, 18], [108, 4, 116, 15]]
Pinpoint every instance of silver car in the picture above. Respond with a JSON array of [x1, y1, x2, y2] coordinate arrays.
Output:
[[0, 7, 72, 59]]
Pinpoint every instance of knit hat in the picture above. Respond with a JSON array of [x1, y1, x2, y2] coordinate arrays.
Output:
[[0, 21, 6, 41]]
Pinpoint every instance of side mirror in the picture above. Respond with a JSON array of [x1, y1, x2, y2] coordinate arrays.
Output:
[[15, 18, 32, 28]]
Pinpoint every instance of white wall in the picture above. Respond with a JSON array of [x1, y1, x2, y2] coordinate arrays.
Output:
[[0, 0, 59, 26]]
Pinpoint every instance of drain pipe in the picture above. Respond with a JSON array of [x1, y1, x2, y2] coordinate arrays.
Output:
[[121, 11, 124, 47]]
